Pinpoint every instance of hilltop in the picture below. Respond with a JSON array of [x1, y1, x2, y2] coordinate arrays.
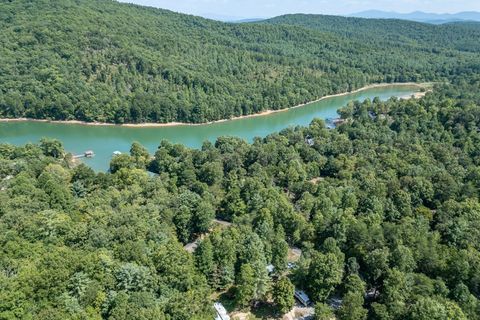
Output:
[[350, 10, 480, 24], [262, 13, 480, 49]]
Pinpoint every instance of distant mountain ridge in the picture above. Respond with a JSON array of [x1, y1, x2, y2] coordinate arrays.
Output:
[[199, 13, 266, 22], [351, 10, 480, 24]]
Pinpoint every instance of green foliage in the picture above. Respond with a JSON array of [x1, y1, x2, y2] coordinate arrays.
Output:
[[338, 275, 368, 320], [271, 227, 289, 273], [1, 0, 480, 124], [195, 238, 214, 282], [109, 154, 136, 173], [314, 302, 335, 320], [409, 297, 467, 320], [130, 142, 150, 169], [307, 251, 344, 301], [273, 277, 295, 315], [236, 263, 256, 308], [2, 77, 480, 318], [40, 138, 64, 158]]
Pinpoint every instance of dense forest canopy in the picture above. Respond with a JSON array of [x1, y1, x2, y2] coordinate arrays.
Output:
[[2, 1, 480, 319], [1, 77, 480, 319], [262, 14, 480, 53], [1, 0, 480, 123]]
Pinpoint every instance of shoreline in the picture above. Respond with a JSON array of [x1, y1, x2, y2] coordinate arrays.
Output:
[[0, 82, 428, 128]]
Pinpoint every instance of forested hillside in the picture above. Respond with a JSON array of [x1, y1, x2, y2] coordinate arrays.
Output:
[[264, 13, 480, 54], [1, 0, 480, 124], [1, 76, 480, 319]]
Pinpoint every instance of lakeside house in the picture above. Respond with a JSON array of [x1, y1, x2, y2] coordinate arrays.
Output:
[[325, 117, 347, 129], [305, 135, 315, 146], [294, 290, 311, 307], [214, 302, 230, 320]]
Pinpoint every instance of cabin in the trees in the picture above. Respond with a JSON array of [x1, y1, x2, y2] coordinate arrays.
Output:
[[327, 297, 343, 310], [365, 288, 380, 301], [266, 264, 275, 274], [305, 135, 315, 146], [294, 290, 311, 307], [214, 302, 230, 320], [184, 241, 198, 253], [325, 117, 347, 129]]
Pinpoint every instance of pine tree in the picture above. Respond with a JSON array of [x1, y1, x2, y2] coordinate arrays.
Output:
[[273, 277, 295, 315], [236, 263, 256, 308]]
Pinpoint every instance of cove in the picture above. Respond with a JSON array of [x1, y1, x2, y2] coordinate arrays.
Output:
[[0, 85, 421, 171]]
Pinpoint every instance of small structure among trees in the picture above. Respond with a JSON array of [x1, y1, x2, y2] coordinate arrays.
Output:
[[294, 289, 311, 307], [214, 302, 230, 320], [305, 135, 315, 146]]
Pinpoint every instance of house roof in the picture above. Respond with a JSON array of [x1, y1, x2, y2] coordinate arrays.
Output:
[[294, 289, 311, 305], [214, 302, 230, 320]]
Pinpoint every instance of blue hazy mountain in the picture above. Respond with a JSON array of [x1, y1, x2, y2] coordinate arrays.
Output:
[[351, 10, 480, 24], [200, 13, 266, 22]]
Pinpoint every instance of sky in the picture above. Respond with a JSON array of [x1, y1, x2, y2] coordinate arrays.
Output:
[[117, 0, 480, 19]]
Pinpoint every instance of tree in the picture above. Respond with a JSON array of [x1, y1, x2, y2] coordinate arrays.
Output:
[[273, 277, 295, 315], [72, 164, 96, 188], [380, 268, 409, 319], [130, 142, 150, 168], [221, 187, 246, 220], [192, 201, 215, 234], [195, 238, 214, 282], [115, 263, 152, 292], [38, 164, 73, 210], [314, 302, 335, 320], [409, 297, 467, 320], [110, 154, 136, 173], [391, 245, 416, 273], [364, 248, 390, 285], [346, 257, 360, 275], [198, 161, 223, 186], [236, 263, 256, 308], [451, 283, 480, 320], [338, 275, 367, 320], [40, 138, 64, 158], [210, 230, 237, 290], [435, 199, 480, 250], [307, 251, 344, 302], [173, 205, 192, 244], [252, 260, 271, 302], [271, 227, 289, 273]]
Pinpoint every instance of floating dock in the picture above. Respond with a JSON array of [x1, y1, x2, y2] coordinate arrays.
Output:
[[73, 150, 95, 159]]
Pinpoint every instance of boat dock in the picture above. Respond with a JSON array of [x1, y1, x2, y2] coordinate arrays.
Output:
[[73, 150, 95, 159]]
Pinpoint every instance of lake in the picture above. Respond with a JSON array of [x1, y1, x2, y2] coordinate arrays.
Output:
[[0, 85, 420, 171]]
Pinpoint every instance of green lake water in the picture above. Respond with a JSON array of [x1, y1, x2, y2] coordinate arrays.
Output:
[[0, 85, 420, 171]]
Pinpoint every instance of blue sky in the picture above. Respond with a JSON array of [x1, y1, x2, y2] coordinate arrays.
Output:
[[118, 0, 480, 19]]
